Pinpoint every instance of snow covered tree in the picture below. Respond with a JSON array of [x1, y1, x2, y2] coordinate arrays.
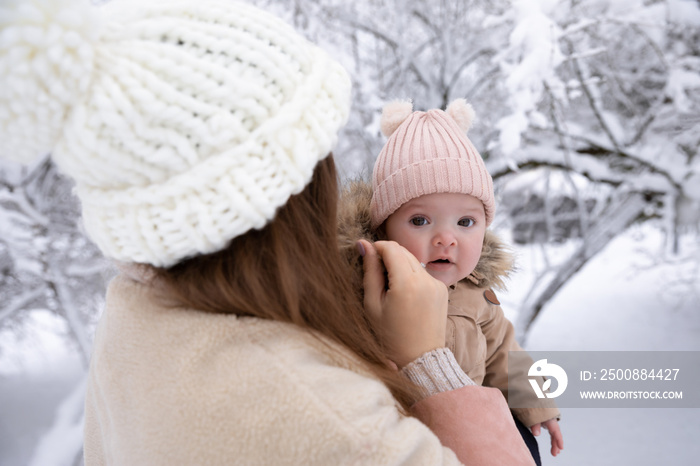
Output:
[[487, 0, 700, 336], [251, 0, 700, 338], [0, 158, 113, 366]]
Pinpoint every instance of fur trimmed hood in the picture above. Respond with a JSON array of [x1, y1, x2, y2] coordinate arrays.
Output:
[[338, 180, 513, 291]]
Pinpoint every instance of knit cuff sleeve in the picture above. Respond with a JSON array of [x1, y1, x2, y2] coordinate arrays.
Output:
[[400, 347, 476, 399]]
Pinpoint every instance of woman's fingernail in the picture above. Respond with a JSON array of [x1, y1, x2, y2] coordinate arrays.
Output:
[[356, 241, 366, 257]]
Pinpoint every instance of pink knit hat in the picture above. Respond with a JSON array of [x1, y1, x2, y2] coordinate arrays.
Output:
[[370, 99, 495, 229]]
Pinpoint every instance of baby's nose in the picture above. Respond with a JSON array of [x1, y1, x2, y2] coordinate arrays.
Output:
[[433, 230, 457, 247]]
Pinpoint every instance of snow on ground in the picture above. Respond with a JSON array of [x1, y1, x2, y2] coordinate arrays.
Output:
[[500, 224, 700, 465], [0, 311, 84, 466], [504, 226, 700, 352], [1, 224, 698, 466]]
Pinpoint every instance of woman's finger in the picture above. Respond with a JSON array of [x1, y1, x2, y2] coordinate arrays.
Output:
[[358, 239, 384, 322], [373, 241, 422, 283], [368, 240, 449, 367]]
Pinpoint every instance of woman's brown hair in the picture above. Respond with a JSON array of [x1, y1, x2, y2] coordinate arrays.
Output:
[[154, 155, 418, 411]]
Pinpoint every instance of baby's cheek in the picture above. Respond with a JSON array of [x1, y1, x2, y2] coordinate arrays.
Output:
[[463, 251, 481, 275], [397, 238, 425, 262]]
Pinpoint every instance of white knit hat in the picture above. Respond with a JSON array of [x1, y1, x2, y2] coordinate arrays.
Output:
[[0, 0, 351, 267]]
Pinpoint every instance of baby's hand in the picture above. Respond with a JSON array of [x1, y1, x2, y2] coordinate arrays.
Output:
[[531, 418, 563, 456]]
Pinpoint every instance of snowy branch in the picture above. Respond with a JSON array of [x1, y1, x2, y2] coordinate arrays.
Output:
[[566, 39, 623, 153], [347, 19, 431, 90], [0, 288, 45, 322], [517, 192, 648, 343], [628, 23, 669, 69], [543, 82, 591, 240], [46, 272, 91, 367], [11, 189, 50, 227], [561, 18, 599, 36], [491, 158, 624, 188], [65, 260, 110, 277], [347, 20, 399, 49], [464, 65, 501, 99], [563, 47, 607, 62], [567, 135, 683, 192], [447, 49, 497, 96]]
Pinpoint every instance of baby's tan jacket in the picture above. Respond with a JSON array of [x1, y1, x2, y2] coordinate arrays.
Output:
[[447, 280, 560, 426], [338, 180, 560, 428]]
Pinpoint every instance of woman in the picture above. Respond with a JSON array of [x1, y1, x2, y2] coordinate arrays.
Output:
[[1, 0, 533, 464]]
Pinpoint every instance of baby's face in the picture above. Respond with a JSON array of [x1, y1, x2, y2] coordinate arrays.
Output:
[[384, 193, 486, 287]]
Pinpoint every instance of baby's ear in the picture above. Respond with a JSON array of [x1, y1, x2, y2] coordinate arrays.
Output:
[[380, 100, 413, 137], [446, 98, 476, 134]]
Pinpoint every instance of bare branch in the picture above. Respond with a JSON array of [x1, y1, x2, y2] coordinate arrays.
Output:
[[447, 49, 497, 95], [464, 65, 501, 98], [565, 39, 623, 152], [11, 188, 50, 227], [627, 112, 658, 147], [491, 159, 624, 188], [543, 82, 591, 241], [631, 23, 669, 69], [411, 9, 439, 34], [411, 9, 448, 97], [347, 19, 432, 90], [347, 20, 399, 49], [46, 275, 91, 367], [563, 47, 607, 62], [561, 18, 599, 36], [567, 134, 683, 191], [625, 90, 669, 146], [517, 192, 648, 343], [0, 178, 13, 192], [0, 288, 45, 322]]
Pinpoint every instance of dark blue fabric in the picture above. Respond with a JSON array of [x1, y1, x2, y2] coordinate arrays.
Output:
[[513, 415, 542, 466]]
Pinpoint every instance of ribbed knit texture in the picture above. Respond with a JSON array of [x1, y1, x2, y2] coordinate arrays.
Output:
[[0, 0, 351, 267], [370, 105, 495, 228], [401, 347, 476, 400]]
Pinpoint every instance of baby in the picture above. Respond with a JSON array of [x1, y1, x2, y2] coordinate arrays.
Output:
[[340, 99, 563, 463]]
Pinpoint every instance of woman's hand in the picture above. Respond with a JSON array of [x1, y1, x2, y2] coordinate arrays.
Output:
[[358, 239, 448, 368]]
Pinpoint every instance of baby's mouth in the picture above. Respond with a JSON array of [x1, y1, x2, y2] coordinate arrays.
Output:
[[431, 259, 451, 264], [427, 258, 453, 271]]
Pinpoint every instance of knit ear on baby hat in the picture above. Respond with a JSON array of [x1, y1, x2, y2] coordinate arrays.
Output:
[[446, 98, 476, 134], [380, 100, 413, 137]]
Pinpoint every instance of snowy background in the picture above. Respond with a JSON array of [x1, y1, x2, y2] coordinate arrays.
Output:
[[1, 0, 699, 465]]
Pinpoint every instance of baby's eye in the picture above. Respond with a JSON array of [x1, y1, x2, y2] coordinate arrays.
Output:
[[458, 218, 475, 227], [410, 216, 428, 226]]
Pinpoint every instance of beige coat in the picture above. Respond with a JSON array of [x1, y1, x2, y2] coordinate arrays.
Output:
[[447, 281, 560, 426], [338, 181, 560, 428], [84, 274, 535, 465]]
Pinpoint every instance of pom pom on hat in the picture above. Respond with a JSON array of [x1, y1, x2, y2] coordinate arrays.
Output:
[[0, 0, 99, 165], [380, 100, 413, 137], [446, 98, 476, 133]]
